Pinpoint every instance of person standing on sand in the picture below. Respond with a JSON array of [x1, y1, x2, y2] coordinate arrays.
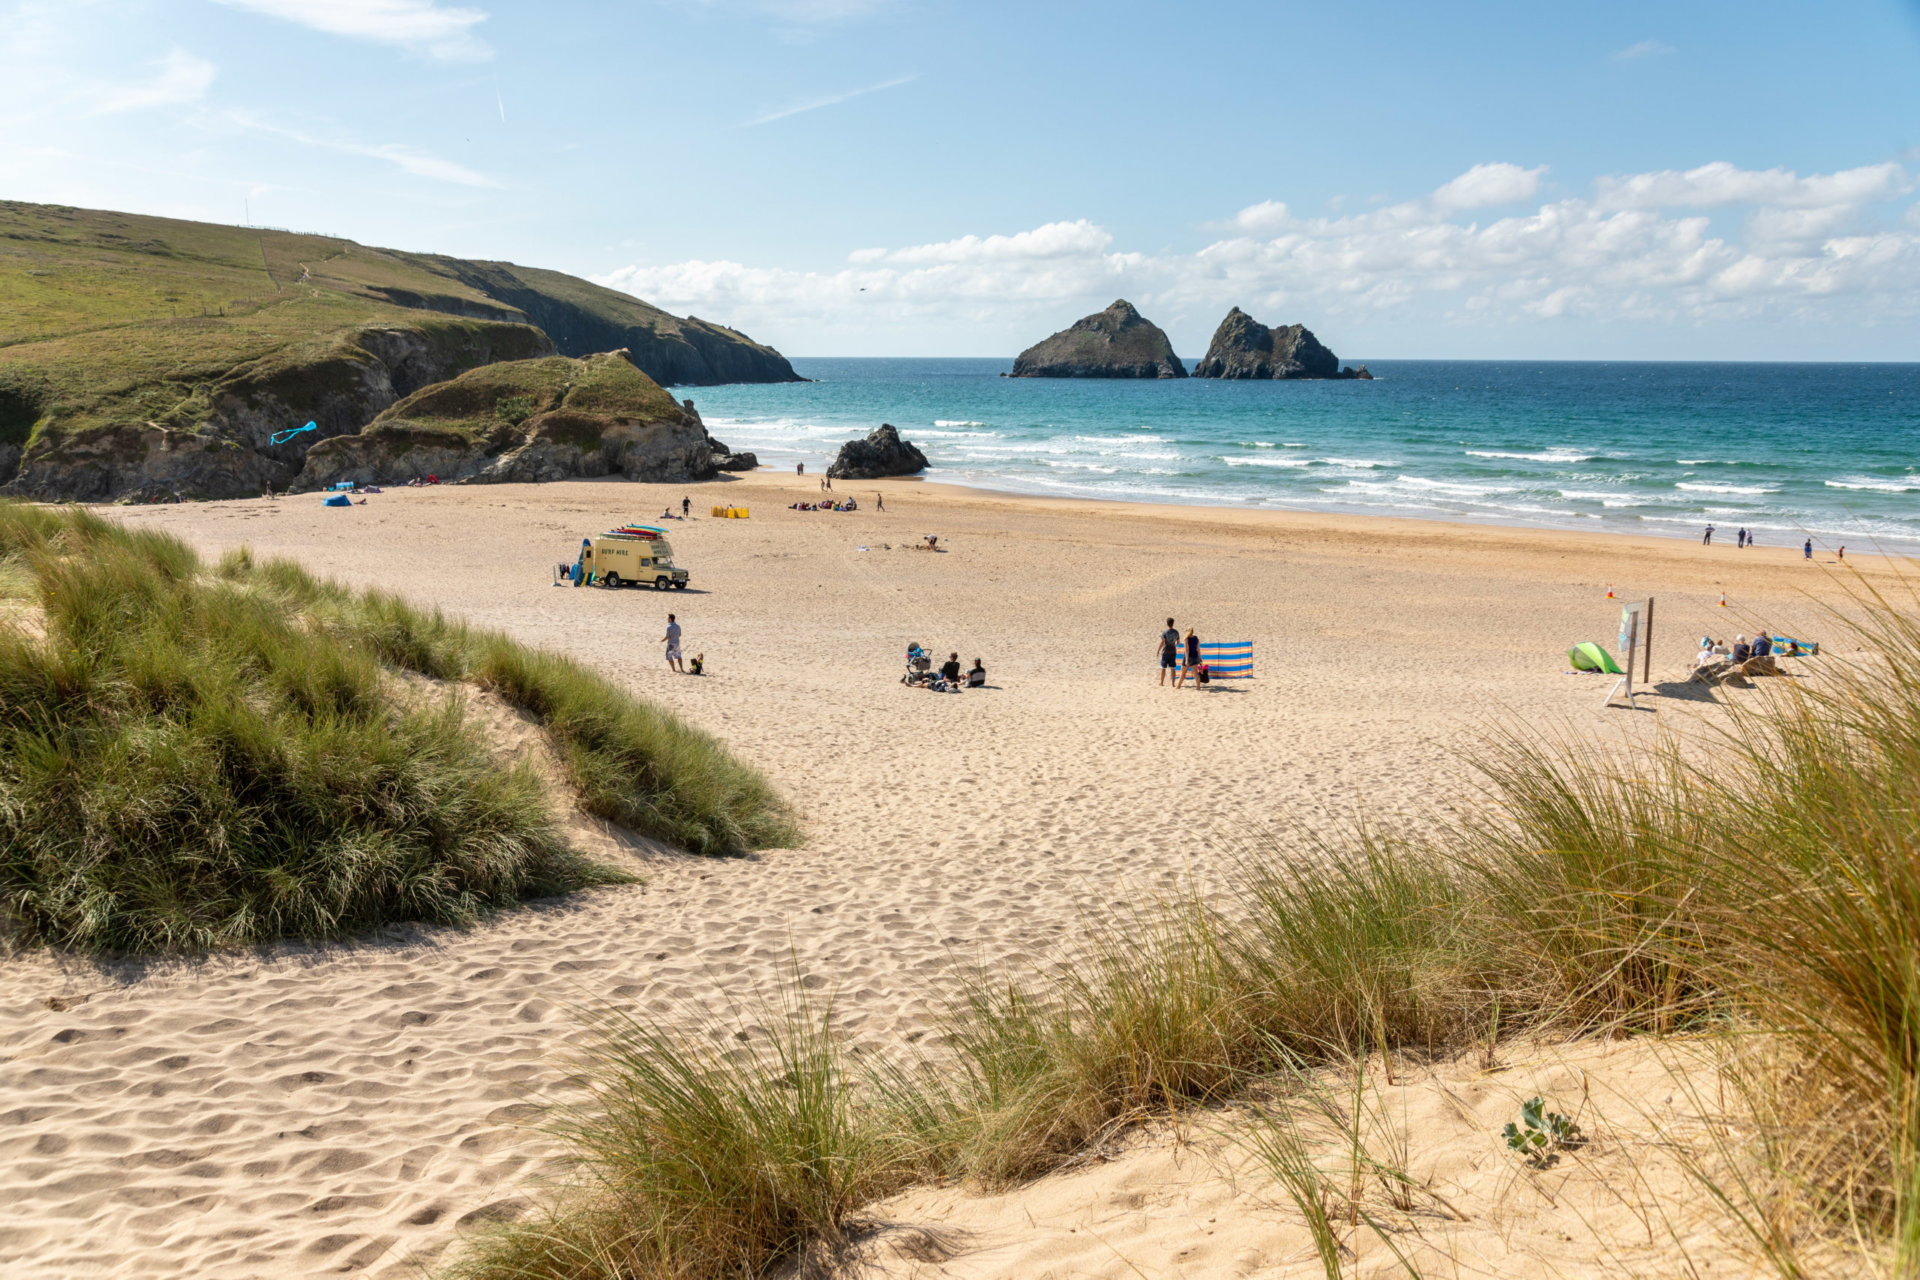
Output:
[[1175, 627, 1201, 688], [1703, 524, 1714, 545], [1838, 546, 1846, 563], [682, 496, 691, 518], [662, 614, 685, 673], [1158, 618, 1180, 686], [1804, 538, 1814, 560]]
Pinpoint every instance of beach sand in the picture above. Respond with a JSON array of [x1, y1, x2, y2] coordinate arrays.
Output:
[[0, 473, 1893, 1278]]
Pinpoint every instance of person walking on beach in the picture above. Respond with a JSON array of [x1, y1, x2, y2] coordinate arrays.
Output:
[[662, 614, 685, 673], [682, 496, 691, 518], [1703, 524, 1714, 545], [1158, 618, 1180, 686], [1839, 545, 1846, 563], [1736, 527, 1747, 548], [1175, 627, 1202, 688], [876, 492, 885, 512], [1804, 538, 1814, 560]]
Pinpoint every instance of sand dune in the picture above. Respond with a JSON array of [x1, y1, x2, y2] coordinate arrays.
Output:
[[0, 475, 1884, 1276]]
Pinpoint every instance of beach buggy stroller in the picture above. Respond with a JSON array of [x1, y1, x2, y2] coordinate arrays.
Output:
[[902, 643, 935, 686]]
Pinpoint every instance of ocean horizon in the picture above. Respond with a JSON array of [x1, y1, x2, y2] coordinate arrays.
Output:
[[691, 357, 1920, 551]]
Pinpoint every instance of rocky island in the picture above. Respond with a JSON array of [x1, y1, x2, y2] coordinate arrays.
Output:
[[1193, 307, 1371, 380], [1010, 300, 1187, 379], [826, 423, 928, 480]]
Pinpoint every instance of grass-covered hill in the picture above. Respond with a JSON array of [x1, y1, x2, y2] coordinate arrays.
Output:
[[0, 201, 797, 501], [0, 502, 796, 953], [299, 351, 730, 488]]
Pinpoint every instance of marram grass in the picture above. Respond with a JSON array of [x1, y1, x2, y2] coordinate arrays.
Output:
[[0, 503, 794, 954]]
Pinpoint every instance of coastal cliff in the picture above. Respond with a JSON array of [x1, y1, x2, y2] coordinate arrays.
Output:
[[1193, 308, 1371, 380], [1011, 300, 1188, 379], [0, 200, 798, 501], [296, 351, 736, 489]]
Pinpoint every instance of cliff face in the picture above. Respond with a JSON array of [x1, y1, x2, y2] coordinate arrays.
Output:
[[0, 200, 799, 501], [416, 259, 803, 386], [1011, 300, 1188, 379], [295, 351, 735, 489], [1192, 308, 1369, 380], [5, 321, 551, 502]]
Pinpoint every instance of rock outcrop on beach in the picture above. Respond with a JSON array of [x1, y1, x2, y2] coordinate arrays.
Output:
[[1010, 300, 1188, 379], [295, 351, 731, 489], [826, 423, 928, 480], [0, 200, 800, 501], [1192, 308, 1370, 380]]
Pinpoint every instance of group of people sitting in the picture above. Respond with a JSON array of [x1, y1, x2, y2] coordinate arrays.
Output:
[[1691, 631, 1799, 682], [788, 498, 859, 512], [904, 644, 985, 692], [404, 475, 440, 487]]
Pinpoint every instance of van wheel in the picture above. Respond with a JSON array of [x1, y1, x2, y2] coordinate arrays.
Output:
[[673, 581, 687, 590], [602, 572, 621, 588], [655, 577, 669, 590]]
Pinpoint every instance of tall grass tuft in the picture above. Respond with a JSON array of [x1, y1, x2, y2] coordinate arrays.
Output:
[[0, 502, 795, 953], [448, 998, 915, 1280]]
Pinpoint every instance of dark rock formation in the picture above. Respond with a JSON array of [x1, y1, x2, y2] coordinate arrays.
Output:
[[826, 424, 928, 480], [296, 351, 729, 489], [1193, 308, 1365, 380], [1011, 300, 1187, 379]]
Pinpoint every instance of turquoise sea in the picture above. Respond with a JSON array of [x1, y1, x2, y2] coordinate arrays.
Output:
[[691, 359, 1920, 551]]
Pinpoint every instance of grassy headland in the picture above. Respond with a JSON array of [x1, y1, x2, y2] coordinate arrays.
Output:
[[449, 587, 1920, 1280], [0, 201, 797, 500], [0, 503, 795, 953]]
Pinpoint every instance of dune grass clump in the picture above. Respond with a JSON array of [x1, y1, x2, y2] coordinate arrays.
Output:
[[451, 587, 1920, 1280], [0, 503, 795, 954], [448, 1002, 917, 1280], [0, 505, 599, 952]]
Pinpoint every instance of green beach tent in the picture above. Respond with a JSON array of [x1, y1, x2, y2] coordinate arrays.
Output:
[[1568, 642, 1624, 674]]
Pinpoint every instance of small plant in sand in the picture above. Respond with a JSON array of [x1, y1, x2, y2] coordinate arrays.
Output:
[[1503, 1096, 1583, 1168]]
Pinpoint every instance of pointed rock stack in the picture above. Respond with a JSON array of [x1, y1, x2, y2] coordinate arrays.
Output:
[[1010, 300, 1188, 379], [1193, 308, 1370, 380]]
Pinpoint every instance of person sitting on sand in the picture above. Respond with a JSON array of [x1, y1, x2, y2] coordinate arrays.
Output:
[[1752, 632, 1773, 659], [1732, 635, 1752, 664], [689, 653, 704, 676], [940, 652, 962, 683], [965, 658, 986, 688]]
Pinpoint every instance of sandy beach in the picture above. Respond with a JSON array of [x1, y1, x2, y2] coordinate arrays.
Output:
[[0, 473, 1894, 1278]]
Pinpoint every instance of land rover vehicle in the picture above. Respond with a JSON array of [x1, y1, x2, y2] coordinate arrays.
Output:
[[584, 526, 689, 590]]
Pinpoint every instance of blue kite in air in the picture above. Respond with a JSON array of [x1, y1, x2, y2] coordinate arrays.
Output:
[[270, 420, 317, 446]]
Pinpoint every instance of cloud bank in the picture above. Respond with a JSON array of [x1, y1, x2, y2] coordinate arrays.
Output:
[[596, 160, 1920, 351]]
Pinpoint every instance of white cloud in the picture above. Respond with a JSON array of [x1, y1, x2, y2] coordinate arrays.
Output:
[[84, 48, 215, 115], [596, 160, 1920, 350], [743, 73, 915, 127], [1431, 162, 1546, 210], [1595, 160, 1909, 210], [228, 113, 500, 186], [1613, 39, 1674, 61], [210, 0, 491, 61]]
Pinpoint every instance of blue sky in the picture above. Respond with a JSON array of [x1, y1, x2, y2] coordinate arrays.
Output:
[[5, 0, 1920, 359]]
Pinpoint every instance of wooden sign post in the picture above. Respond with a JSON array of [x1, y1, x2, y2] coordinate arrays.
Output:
[[1605, 600, 1645, 709]]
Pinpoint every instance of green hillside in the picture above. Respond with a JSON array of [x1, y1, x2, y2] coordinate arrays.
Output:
[[0, 201, 796, 501]]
